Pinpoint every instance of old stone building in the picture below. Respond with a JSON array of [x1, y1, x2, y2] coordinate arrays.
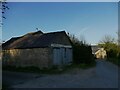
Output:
[[2, 31, 73, 69]]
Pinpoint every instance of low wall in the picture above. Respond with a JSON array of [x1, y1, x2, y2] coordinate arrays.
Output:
[[2, 48, 52, 69]]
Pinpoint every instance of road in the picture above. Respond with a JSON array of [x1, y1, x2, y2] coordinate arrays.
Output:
[[3, 60, 119, 88]]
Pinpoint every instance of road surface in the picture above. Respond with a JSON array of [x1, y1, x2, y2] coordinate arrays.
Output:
[[3, 60, 119, 88]]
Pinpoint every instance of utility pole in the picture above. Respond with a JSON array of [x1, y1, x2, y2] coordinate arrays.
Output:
[[118, 1, 120, 46]]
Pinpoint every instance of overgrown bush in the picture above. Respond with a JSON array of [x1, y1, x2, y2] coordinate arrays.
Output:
[[72, 42, 94, 64], [99, 42, 120, 66], [68, 34, 95, 64], [117, 46, 120, 57], [73, 44, 94, 64], [107, 49, 118, 58], [99, 43, 119, 58]]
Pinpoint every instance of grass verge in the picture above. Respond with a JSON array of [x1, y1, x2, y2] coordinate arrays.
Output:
[[2, 62, 96, 74]]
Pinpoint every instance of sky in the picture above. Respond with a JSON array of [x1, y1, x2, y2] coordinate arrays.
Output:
[[6, 0, 120, 2], [2, 2, 118, 45]]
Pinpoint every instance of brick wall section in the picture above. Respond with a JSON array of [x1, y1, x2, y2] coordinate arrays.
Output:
[[2, 48, 52, 69]]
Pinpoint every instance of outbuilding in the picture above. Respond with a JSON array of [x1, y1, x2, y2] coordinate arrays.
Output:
[[2, 31, 73, 69]]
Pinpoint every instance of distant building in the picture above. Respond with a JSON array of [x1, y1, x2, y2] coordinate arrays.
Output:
[[91, 45, 107, 59], [2, 31, 73, 69], [91, 45, 100, 55], [95, 48, 107, 59]]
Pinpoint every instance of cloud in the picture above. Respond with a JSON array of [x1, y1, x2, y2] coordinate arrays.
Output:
[[75, 27, 89, 37], [79, 27, 89, 33]]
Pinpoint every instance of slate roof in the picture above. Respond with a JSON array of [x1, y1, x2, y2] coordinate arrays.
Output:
[[91, 45, 100, 54], [2, 31, 72, 50]]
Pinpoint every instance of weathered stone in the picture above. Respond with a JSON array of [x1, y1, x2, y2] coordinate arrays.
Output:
[[2, 48, 52, 69]]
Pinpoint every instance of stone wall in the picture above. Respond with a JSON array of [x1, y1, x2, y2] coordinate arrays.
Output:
[[2, 48, 52, 69]]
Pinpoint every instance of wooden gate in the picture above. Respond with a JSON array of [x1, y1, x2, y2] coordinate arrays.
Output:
[[53, 47, 72, 65], [53, 48, 62, 65]]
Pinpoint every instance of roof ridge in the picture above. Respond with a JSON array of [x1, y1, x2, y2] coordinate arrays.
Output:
[[44, 31, 65, 34]]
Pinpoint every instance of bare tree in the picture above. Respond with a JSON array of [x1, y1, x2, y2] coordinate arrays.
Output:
[[0, 0, 9, 25], [67, 33, 80, 44], [99, 35, 116, 44], [0, 0, 9, 16], [79, 35, 87, 44], [67, 32, 88, 46]]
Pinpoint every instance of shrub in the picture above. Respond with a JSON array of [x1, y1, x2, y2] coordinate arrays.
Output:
[[99, 43, 119, 59], [99, 42, 120, 66], [107, 49, 118, 58], [72, 42, 94, 64]]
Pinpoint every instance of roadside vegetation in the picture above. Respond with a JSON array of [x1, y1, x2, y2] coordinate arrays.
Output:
[[3, 62, 96, 75], [68, 34, 96, 65], [98, 35, 120, 66]]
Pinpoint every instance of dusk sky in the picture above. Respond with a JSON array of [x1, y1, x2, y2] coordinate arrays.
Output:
[[2, 2, 118, 44]]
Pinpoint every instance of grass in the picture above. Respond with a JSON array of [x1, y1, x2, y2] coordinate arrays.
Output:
[[3, 65, 64, 74], [3, 62, 96, 74]]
